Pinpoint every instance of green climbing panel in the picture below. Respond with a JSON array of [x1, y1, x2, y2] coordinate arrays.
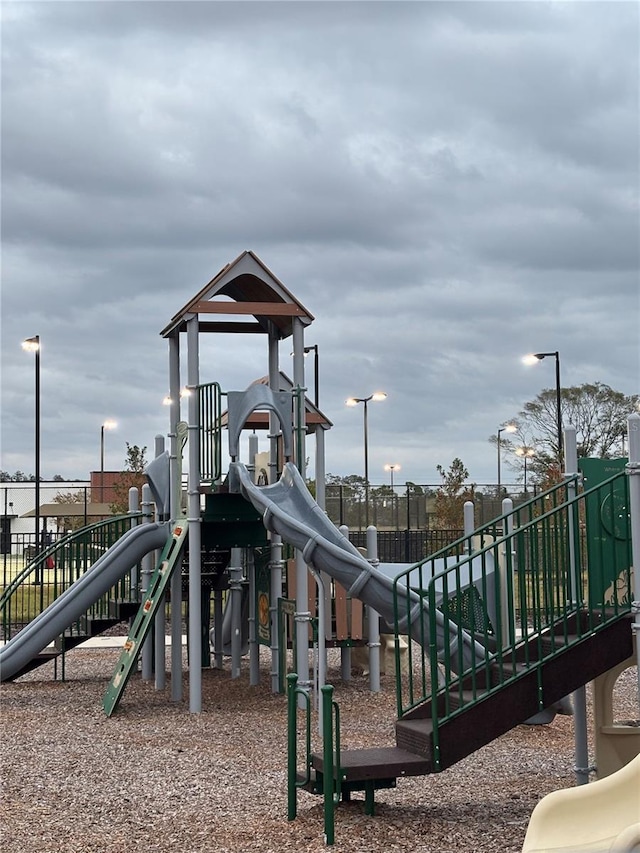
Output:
[[102, 520, 189, 717]]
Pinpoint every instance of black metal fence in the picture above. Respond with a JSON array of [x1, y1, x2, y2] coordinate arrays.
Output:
[[324, 483, 534, 532]]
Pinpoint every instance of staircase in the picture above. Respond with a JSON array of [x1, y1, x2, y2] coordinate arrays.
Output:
[[298, 469, 634, 804]]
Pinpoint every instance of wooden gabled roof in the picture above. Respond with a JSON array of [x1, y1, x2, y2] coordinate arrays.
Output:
[[160, 250, 314, 340]]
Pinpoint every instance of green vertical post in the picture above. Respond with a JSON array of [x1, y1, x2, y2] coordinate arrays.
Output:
[[321, 683, 335, 845], [287, 673, 298, 821]]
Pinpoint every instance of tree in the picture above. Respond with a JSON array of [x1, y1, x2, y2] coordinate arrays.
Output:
[[490, 382, 638, 485], [433, 458, 475, 529], [110, 443, 148, 514], [0, 471, 34, 482], [52, 490, 89, 532]]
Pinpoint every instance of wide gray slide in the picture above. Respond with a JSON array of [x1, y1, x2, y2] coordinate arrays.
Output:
[[0, 522, 168, 682], [230, 461, 489, 671]]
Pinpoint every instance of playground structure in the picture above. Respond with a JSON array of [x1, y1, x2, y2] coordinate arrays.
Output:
[[1, 251, 639, 846]]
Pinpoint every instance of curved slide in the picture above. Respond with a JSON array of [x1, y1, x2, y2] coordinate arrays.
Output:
[[230, 462, 488, 671], [0, 522, 168, 682], [522, 752, 640, 852]]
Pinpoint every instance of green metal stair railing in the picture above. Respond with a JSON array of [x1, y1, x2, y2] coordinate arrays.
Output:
[[392, 471, 632, 769], [1, 514, 142, 644], [392, 476, 579, 714]]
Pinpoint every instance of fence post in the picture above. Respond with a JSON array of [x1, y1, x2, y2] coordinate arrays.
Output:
[[626, 413, 640, 715]]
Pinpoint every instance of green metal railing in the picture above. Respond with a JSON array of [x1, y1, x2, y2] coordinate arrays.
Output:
[[198, 381, 223, 484], [1, 514, 142, 643], [392, 472, 632, 767], [287, 673, 342, 845]]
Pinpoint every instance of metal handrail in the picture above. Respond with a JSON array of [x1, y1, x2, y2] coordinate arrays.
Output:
[[392, 471, 632, 768], [1, 514, 142, 643]]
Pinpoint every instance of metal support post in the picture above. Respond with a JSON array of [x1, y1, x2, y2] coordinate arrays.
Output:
[[229, 553, 244, 680], [366, 525, 381, 693], [625, 413, 640, 714]]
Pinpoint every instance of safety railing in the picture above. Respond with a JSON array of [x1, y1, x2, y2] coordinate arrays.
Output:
[[198, 381, 223, 484], [1, 514, 141, 643], [392, 471, 632, 761], [287, 673, 342, 845]]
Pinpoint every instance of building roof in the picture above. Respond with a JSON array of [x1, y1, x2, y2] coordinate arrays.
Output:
[[160, 250, 314, 340], [21, 503, 114, 518]]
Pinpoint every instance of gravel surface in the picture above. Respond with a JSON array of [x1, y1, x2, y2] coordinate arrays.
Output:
[[1, 646, 638, 853]]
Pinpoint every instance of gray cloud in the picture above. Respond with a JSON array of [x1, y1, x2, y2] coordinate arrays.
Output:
[[1, 1, 638, 486]]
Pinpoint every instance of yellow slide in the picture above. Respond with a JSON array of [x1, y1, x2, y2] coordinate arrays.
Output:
[[522, 752, 640, 853]]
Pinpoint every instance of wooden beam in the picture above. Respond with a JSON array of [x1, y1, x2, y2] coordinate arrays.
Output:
[[193, 301, 305, 316]]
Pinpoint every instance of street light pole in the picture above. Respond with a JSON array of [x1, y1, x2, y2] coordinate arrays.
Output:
[[100, 420, 117, 502], [497, 423, 517, 494], [384, 463, 400, 528], [303, 345, 319, 409], [515, 446, 535, 492], [22, 336, 40, 571], [346, 392, 387, 528], [523, 351, 563, 468]]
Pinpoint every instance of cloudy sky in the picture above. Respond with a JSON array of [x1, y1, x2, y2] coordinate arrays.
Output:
[[1, 0, 638, 490]]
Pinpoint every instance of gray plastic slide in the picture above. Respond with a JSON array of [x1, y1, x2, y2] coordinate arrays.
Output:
[[229, 462, 489, 671], [0, 522, 168, 682]]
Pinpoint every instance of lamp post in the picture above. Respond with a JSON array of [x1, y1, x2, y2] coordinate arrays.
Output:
[[384, 463, 400, 492], [346, 392, 387, 527], [497, 424, 517, 494], [100, 420, 117, 502], [22, 336, 40, 574], [523, 351, 562, 468], [303, 345, 319, 409], [515, 446, 535, 492], [384, 463, 400, 529]]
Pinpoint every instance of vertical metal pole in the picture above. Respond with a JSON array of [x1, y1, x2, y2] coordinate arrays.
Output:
[[248, 549, 260, 686], [366, 525, 381, 693], [153, 434, 167, 691], [168, 334, 183, 702], [564, 426, 589, 784], [322, 684, 335, 846], [34, 338, 40, 572], [339, 524, 352, 681], [141, 483, 154, 681], [268, 327, 282, 693], [230, 553, 243, 680], [293, 319, 310, 694], [287, 673, 298, 821], [497, 428, 502, 495], [100, 425, 105, 503], [555, 352, 563, 470], [363, 399, 369, 528], [626, 413, 640, 713], [186, 316, 202, 713], [501, 498, 514, 649]]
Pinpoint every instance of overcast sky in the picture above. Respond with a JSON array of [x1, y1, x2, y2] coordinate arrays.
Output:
[[1, 0, 638, 490]]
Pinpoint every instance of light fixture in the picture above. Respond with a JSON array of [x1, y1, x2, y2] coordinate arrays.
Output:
[[497, 423, 517, 493], [22, 335, 41, 577], [100, 420, 117, 502], [522, 351, 562, 467], [345, 392, 387, 527]]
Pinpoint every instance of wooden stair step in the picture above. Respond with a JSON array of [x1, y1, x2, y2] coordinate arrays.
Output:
[[311, 746, 432, 781]]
